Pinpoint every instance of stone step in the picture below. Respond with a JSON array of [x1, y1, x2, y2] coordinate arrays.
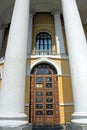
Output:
[[32, 125, 64, 130]]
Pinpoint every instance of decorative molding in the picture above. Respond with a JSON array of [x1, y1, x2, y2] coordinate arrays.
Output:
[[60, 110, 73, 112], [33, 24, 54, 27], [25, 104, 29, 107], [51, 8, 62, 15], [27, 54, 69, 60], [0, 67, 3, 79], [60, 116, 72, 119], [0, 57, 5, 64], [60, 103, 74, 106], [26, 57, 62, 76], [58, 74, 70, 77]]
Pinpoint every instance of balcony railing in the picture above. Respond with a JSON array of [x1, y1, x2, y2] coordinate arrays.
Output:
[[29, 50, 57, 56]]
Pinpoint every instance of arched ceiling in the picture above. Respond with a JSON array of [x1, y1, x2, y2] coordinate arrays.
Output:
[[0, 0, 87, 25]]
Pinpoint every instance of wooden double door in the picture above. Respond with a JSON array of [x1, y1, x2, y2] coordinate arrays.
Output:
[[30, 65, 60, 125]]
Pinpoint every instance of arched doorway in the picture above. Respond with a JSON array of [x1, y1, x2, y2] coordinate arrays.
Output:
[[29, 63, 60, 125]]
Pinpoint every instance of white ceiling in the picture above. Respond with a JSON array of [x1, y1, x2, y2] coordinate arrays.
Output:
[[0, 0, 87, 25]]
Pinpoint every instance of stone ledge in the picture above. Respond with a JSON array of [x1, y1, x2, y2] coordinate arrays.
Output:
[[0, 123, 32, 130], [66, 122, 87, 130], [0, 120, 29, 127], [72, 119, 87, 124]]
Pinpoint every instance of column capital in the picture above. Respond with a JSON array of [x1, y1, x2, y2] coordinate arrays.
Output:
[[51, 9, 62, 16]]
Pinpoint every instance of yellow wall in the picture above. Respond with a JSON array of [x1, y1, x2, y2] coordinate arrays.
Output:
[[58, 76, 73, 103], [60, 106, 74, 124], [25, 13, 73, 124], [58, 76, 73, 124], [33, 13, 54, 25]]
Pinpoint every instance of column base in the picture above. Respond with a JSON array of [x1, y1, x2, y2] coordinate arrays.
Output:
[[0, 113, 27, 120], [0, 120, 32, 130], [66, 119, 87, 130], [72, 112, 87, 119]]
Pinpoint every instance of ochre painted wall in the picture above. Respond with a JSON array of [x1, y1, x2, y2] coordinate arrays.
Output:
[[26, 13, 73, 124], [58, 76, 73, 103]]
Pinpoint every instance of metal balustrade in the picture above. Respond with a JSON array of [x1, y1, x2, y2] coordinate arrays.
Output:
[[28, 50, 57, 56]]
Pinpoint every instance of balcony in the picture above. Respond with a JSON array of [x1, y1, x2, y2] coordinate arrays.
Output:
[[30, 50, 57, 56], [27, 50, 68, 59]]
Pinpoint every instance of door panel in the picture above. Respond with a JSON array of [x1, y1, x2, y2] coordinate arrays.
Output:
[[30, 74, 60, 125]]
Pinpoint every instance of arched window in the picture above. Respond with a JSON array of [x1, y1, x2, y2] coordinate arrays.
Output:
[[31, 63, 57, 74], [36, 32, 52, 55]]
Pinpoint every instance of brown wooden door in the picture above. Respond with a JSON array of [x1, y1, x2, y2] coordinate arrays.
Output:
[[30, 65, 60, 125]]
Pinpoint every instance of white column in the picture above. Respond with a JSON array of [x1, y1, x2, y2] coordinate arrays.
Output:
[[27, 14, 33, 56], [0, 0, 30, 120], [54, 13, 65, 55], [62, 0, 87, 122]]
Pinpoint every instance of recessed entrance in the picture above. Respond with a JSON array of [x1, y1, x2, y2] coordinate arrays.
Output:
[[29, 64, 60, 125]]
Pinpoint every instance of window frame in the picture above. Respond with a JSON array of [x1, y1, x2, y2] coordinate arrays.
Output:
[[36, 32, 52, 51]]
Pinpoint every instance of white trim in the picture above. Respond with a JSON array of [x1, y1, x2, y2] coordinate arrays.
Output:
[[72, 119, 87, 125], [58, 74, 70, 77], [26, 58, 62, 75], [25, 104, 29, 107], [0, 56, 4, 61], [54, 13, 65, 54], [60, 116, 72, 119], [0, 120, 29, 127], [0, 67, 3, 79], [60, 110, 73, 112], [60, 103, 74, 106], [27, 54, 68, 60]]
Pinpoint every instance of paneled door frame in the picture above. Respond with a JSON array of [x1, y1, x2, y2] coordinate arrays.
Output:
[[29, 64, 60, 125]]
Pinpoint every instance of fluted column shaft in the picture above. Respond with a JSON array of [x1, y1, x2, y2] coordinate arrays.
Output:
[[0, 0, 30, 120], [62, 0, 87, 121]]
